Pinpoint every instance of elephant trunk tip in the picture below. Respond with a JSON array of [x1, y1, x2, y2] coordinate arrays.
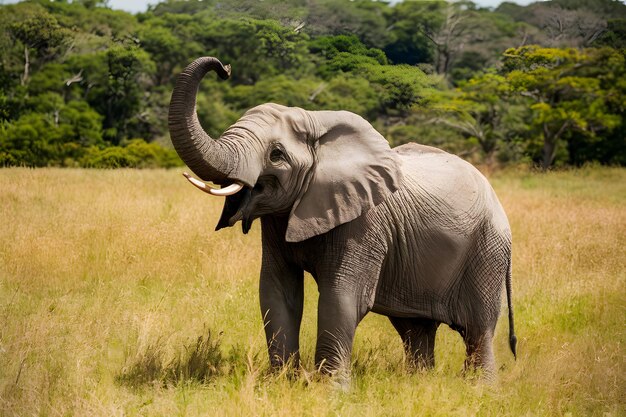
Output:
[[223, 63, 232, 79]]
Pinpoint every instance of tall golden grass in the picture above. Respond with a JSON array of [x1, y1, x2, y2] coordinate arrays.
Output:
[[0, 167, 624, 416]]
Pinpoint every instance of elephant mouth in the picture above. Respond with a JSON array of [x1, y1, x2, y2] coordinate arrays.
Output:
[[215, 186, 254, 234], [214, 175, 283, 234], [182, 172, 255, 234], [185, 172, 282, 235]]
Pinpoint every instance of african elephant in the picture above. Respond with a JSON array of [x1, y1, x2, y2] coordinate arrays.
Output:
[[168, 57, 517, 380]]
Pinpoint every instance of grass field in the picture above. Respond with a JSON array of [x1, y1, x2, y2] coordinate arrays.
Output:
[[0, 167, 624, 416]]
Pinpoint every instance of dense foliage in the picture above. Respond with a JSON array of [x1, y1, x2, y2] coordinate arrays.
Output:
[[0, 0, 624, 169]]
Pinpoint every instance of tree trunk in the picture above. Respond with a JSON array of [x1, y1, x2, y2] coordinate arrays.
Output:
[[541, 121, 570, 170], [436, 45, 449, 75], [542, 139, 556, 171], [21, 46, 29, 86]]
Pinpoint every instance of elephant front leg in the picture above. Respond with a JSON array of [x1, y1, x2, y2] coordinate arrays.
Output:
[[259, 263, 304, 369], [314, 290, 368, 381]]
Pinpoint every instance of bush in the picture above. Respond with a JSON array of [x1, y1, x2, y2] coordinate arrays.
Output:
[[81, 146, 139, 168], [80, 139, 182, 168]]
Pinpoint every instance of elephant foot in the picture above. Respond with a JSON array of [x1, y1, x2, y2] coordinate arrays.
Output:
[[304, 360, 351, 391], [329, 369, 352, 392], [268, 350, 301, 370]]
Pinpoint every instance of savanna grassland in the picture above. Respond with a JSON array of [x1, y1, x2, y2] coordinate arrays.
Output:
[[0, 167, 624, 416]]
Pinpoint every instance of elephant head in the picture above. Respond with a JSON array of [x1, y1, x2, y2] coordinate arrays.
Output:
[[169, 57, 403, 242]]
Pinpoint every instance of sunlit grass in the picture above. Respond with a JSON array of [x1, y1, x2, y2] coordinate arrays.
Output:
[[0, 166, 624, 416]]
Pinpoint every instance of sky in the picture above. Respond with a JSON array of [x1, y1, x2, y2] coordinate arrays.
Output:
[[2, 0, 540, 14]]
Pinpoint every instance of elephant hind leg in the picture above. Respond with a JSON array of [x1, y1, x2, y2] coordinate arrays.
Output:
[[462, 328, 496, 380], [389, 317, 439, 370]]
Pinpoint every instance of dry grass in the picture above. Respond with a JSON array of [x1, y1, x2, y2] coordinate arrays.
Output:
[[0, 166, 624, 416]]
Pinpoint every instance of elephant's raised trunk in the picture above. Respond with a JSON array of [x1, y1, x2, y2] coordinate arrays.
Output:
[[168, 57, 233, 182]]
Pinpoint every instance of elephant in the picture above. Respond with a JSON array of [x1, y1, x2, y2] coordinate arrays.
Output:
[[168, 57, 517, 381]]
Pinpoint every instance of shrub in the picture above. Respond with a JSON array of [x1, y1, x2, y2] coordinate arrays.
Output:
[[81, 146, 139, 168], [80, 139, 182, 168]]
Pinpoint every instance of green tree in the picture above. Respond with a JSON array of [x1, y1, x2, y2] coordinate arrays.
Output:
[[0, 112, 62, 166], [384, 1, 441, 67], [27, 63, 73, 98], [313, 74, 379, 119], [138, 23, 186, 84], [104, 46, 155, 142], [593, 19, 626, 48], [58, 100, 104, 147], [1, 0, 623, 169], [309, 35, 387, 79], [429, 72, 513, 165], [81, 139, 181, 168], [503, 45, 623, 169], [360, 64, 434, 115], [150, 0, 215, 16], [9, 11, 71, 85], [304, 0, 391, 49], [227, 75, 321, 110], [386, 1, 480, 77], [194, 18, 310, 84], [64, 45, 156, 144], [37, 0, 139, 40], [0, 97, 103, 166], [30, 91, 64, 125]]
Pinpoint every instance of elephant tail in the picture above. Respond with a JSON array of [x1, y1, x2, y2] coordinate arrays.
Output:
[[506, 258, 517, 359]]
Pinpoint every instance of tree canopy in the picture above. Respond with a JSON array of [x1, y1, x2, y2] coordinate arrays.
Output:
[[0, 0, 624, 169]]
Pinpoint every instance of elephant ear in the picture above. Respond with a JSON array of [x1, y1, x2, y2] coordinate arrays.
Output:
[[285, 111, 403, 243]]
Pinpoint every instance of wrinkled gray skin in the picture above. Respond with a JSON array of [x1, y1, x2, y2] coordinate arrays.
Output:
[[169, 57, 517, 380]]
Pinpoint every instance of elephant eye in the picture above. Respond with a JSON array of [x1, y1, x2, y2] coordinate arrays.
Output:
[[269, 147, 285, 164]]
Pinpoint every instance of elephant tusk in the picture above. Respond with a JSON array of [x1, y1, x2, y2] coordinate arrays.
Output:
[[183, 172, 244, 196]]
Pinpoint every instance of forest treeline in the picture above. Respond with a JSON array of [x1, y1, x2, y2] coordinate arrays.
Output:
[[0, 0, 624, 169]]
